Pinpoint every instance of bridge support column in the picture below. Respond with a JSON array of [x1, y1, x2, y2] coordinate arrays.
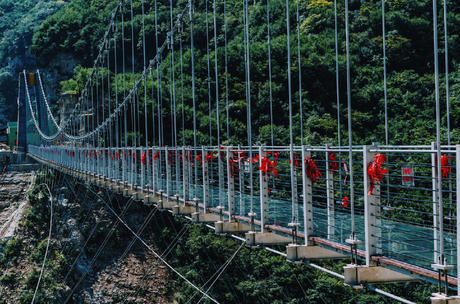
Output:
[[140, 147, 145, 190], [426, 145, 458, 303], [363, 144, 380, 266], [259, 146, 268, 231], [182, 147, 189, 202], [238, 145, 245, 216], [286, 146, 343, 260], [152, 148, 157, 193], [215, 147, 252, 234], [457, 145, 460, 297], [143, 147, 155, 205], [342, 145, 405, 287], [226, 146, 235, 219], [165, 146, 171, 197], [202, 146, 210, 211], [192, 147, 219, 223], [218, 146, 224, 214], [432, 142, 440, 263], [302, 145, 313, 244], [246, 146, 291, 246]]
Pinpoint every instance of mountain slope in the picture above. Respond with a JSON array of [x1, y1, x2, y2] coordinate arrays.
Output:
[[0, 0, 69, 128]]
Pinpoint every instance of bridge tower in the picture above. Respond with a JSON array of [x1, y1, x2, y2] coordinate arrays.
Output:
[[16, 71, 28, 157]]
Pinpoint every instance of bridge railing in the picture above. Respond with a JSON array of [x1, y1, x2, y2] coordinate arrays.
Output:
[[27, 143, 458, 278]]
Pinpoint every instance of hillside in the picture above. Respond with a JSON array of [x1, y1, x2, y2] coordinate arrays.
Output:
[[28, 0, 460, 146], [0, 0, 69, 128]]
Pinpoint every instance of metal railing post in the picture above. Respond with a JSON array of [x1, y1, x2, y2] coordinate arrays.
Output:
[[182, 146, 189, 201], [432, 141, 440, 263], [175, 147, 180, 196], [151, 148, 157, 193], [141, 147, 145, 189], [456, 145, 460, 296], [166, 146, 171, 197], [325, 143, 335, 239], [238, 145, 245, 216], [219, 146, 224, 208], [259, 146, 268, 233], [202, 146, 210, 211], [363, 144, 379, 266], [226, 146, 235, 221], [302, 145, 313, 245]]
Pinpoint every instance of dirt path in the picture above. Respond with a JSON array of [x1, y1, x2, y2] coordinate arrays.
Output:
[[0, 169, 34, 239]]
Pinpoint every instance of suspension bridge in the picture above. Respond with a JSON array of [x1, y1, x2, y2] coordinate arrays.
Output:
[[10, 0, 459, 303]]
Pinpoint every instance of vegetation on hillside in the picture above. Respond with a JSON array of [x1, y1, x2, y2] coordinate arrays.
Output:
[[0, 0, 68, 125], [0, 170, 436, 303], [29, 0, 460, 146]]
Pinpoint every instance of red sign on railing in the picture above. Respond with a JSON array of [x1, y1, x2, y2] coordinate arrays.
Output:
[[401, 165, 415, 186]]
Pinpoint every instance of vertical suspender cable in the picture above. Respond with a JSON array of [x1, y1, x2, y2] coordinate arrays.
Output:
[[130, 0, 136, 185], [155, 0, 160, 146], [122, 0, 127, 150], [130, 0, 135, 146], [443, 0, 450, 146], [243, 0, 248, 142], [179, 17, 185, 146], [96, 58, 100, 170], [267, 0, 274, 146], [213, 0, 220, 147], [101, 55, 105, 149], [286, 0, 296, 222], [107, 37, 112, 174], [432, 0, 444, 262], [345, 0, 355, 238], [244, 0, 253, 213], [100, 54, 106, 153], [122, 1, 129, 183], [169, 39, 174, 146], [206, 1, 213, 145], [114, 19, 119, 160], [224, 0, 229, 140], [142, 0, 148, 147], [157, 0, 164, 188], [267, 0, 275, 222], [190, 0, 198, 187], [150, 67, 156, 146], [91, 76, 95, 152], [442, 0, 452, 222], [382, 0, 390, 207], [170, 0, 177, 150], [296, 0, 303, 145], [382, 0, 388, 146], [214, 0, 223, 205], [334, 0, 342, 197]]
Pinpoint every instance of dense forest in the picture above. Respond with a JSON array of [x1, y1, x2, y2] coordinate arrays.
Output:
[[28, 0, 460, 147]]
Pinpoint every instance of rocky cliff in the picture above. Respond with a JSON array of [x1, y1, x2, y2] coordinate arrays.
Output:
[[0, 0, 72, 130]]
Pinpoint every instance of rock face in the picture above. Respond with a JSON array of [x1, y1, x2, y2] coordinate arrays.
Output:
[[0, 169, 34, 239], [0, 0, 72, 130], [83, 253, 171, 304]]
